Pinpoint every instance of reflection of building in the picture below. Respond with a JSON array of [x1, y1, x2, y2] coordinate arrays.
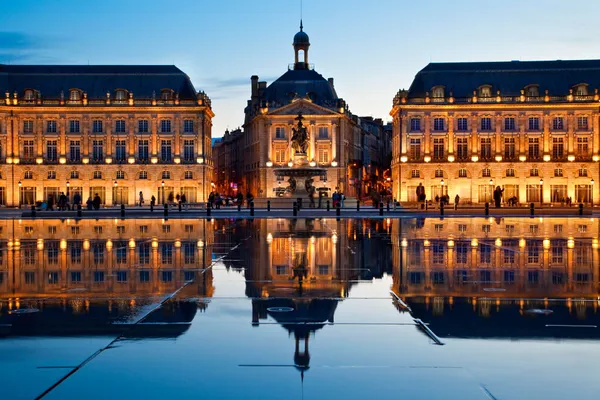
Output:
[[213, 128, 243, 196], [391, 217, 600, 338], [0, 65, 214, 206], [391, 61, 600, 204], [0, 219, 214, 337]]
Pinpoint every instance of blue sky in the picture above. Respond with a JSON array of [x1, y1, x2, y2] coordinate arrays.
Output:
[[2, 0, 600, 137]]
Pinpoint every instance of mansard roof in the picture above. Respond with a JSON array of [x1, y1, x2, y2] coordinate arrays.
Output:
[[0, 64, 199, 100], [407, 59, 600, 98], [262, 68, 339, 105]]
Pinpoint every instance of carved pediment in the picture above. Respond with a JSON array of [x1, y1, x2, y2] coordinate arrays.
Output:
[[268, 100, 337, 116]]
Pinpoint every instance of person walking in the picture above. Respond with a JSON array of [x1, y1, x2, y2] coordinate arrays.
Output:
[[493, 186, 504, 208], [454, 194, 460, 210], [139, 191, 144, 207], [150, 195, 156, 209]]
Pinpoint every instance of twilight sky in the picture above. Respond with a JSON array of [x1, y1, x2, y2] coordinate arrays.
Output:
[[2, 0, 600, 137]]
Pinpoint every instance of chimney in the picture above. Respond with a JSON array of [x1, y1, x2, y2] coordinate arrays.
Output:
[[251, 75, 259, 103], [328, 78, 334, 89]]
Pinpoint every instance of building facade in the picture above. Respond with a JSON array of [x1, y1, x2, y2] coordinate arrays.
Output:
[[213, 128, 243, 197], [0, 65, 213, 207], [391, 60, 600, 205]]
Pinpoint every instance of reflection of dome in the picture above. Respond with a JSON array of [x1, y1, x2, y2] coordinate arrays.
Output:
[[293, 30, 310, 46]]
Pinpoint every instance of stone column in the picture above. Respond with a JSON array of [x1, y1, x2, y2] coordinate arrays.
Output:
[[495, 114, 502, 158], [424, 114, 431, 155], [519, 113, 526, 157], [105, 117, 112, 158], [471, 113, 478, 157], [36, 116, 43, 156], [543, 113, 550, 155], [174, 117, 181, 156], [82, 116, 89, 157], [59, 116, 66, 156], [128, 116, 136, 156], [331, 122, 337, 162], [400, 113, 408, 157], [267, 122, 272, 161], [447, 114, 454, 155], [151, 116, 158, 156], [567, 113, 575, 156]]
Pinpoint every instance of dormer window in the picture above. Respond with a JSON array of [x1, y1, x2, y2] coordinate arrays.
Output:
[[115, 90, 127, 100], [431, 86, 444, 98], [69, 89, 82, 101], [161, 89, 173, 101], [24, 89, 35, 101], [479, 85, 492, 98], [525, 85, 539, 97], [574, 84, 588, 96]]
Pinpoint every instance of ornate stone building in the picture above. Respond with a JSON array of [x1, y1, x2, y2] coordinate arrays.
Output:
[[391, 60, 600, 205], [239, 23, 364, 199], [0, 65, 213, 207]]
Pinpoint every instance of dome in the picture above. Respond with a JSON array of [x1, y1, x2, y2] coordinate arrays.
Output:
[[293, 21, 310, 46]]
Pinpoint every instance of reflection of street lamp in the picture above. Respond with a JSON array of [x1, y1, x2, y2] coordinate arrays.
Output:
[[539, 178, 544, 205], [440, 179, 445, 198], [66, 180, 70, 197], [488, 179, 493, 202], [161, 180, 165, 204], [591, 178, 595, 206], [113, 181, 118, 205]]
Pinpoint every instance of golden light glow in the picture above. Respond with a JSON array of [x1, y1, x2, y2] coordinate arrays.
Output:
[[447, 239, 454, 247], [519, 155, 527, 162], [543, 154, 551, 162], [423, 239, 430, 247], [5, 157, 12, 164], [105, 157, 113, 164], [83, 239, 90, 251], [495, 155, 502, 162], [331, 161, 338, 167], [287, 161, 294, 167], [152, 238, 158, 248], [265, 161, 273, 167], [400, 156, 408, 163], [332, 233, 338, 244], [266, 233, 273, 243], [423, 155, 431, 163], [37, 239, 44, 250], [174, 157, 181, 164], [174, 240, 181, 248], [471, 155, 479, 162], [36, 157, 43, 165], [567, 155, 576, 162], [12, 157, 20, 164], [151, 156, 159, 164], [309, 160, 316, 167], [447, 155, 455, 162], [519, 238, 526, 248], [197, 239, 205, 249], [471, 238, 478, 247], [82, 157, 89, 164], [128, 157, 135, 164], [197, 157, 204, 164], [593, 155, 600, 162], [567, 239, 575, 249], [129, 238, 136, 248], [60, 239, 67, 250], [401, 238, 408, 247], [495, 238, 502, 247], [105, 239, 113, 251], [543, 239, 550, 249], [59, 157, 67, 164]]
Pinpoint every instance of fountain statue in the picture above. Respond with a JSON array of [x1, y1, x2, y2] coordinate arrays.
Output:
[[291, 112, 309, 155]]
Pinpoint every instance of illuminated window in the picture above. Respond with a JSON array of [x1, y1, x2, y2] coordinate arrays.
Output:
[[411, 169, 420, 178], [433, 138, 444, 160], [70, 140, 81, 162], [47, 171, 56, 179], [46, 140, 57, 162], [480, 137, 492, 160], [554, 168, 563, 177], [575, 85, 588, 96], [162, 171, 171, 179], [184, 171, 193, 179], [93, 171, 102, 179], [139, 171, 148, 179], [578, 168, 588, 177], [479, 86, 492, 97], [138, 119, 149, 133], [528, 137, 540, 160], [458, 168, 467, 178], [116, 170, 125, 179], [528, 117, 540, 130], [530, 168, 539, 177], [69, 89, 81, 101], [435, 169, 444, 178], [577, 136, 589, 158], [482, 168, 491, 177], [456, 137, 468, 160], [138, 140, 149, 162], [410, 118, 421, 131], [115, 120, 126, 133], [431, 86, 444, 98], [161, 140, 172, 162], [318, 146, 329, 163], [577, 116, 588, 130], [409, 138, 421, 160], [526, 86, 539, 97], [24, 171, 33, 179], [433, 117, 445, 131], [24, 89, 34, 100], [506, 168, 515, 177], [318, 127, 329, 139], [504, 117, 515, 130], [115, 90, 127, 100], [504, 137, 516, 160], [457, 117, 468, 131], [552, 137, 564, 159], [161, 89, 173, 101], [70, 170, 79, 179]]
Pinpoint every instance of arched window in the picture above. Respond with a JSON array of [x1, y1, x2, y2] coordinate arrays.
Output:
[[138, 171, 148, 180], [161, 89, 173, 101], [525, 85, 539, 97], [431, 86, 445, 98], [69, 89, 81, 101], [574, 84, 588, 96], [458, 168, 468, 178], [479, 85, 492, 98], [115, 90, 127, 100], [24, 89, 35, 101], [482, 168, 491, 177], [162, 171, 171, 179]]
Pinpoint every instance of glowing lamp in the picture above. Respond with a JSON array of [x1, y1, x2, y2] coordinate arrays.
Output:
[[12, 157, 20, 164], [567, 239, 575, 249], [401, 238, 408, 247], [519, 155, 527, 162], [447, 240, 454, 248], [83, 239, 90, 251], [495, 238, 502, 247], [423, 239, 430, 247], [331, 233, 338, 244], [128, 157, 135, 164], [82, 157, 89, 164], [471, 238, 479, 247], [287, 161, 294, 167], [105, 239, 113, 251], [543, 154, 551, 162], [197, 157, 205, 164], [36, 157, 44, 165], [593, 155, 600, 162], [519, 239, 526, 248], [197, 240, 205, 249], [265, 161, 273, 167], [37, 239, 44, 250], [5, 157, 12, 164], [423, 156, 431, 163], [447, 155, 455, 162], [471, 155, 479, 162], [152, 239, 158, 248], [59, 157, 67, 164], [174, 156, 181, 164], [543, 239, 550, 250], [400, 156, 408, 163], [266, 233, 273, 244], [309, 160, 316, 167], [129, 239, 136, 248], [151, 156, 158, 164], [174, 240, 181, 248], [105, 157, 113, 164], [495, 155, 502, 162], [567, 155, 576, 162], [331, 161, 338, 167]]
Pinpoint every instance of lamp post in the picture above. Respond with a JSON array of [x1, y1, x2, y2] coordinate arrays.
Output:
[[539, 178, 543, 206], [66, 180, 70, 197], [489, 179, 493, 203], [591, 178, 595, 207], [440, 178, 445, 198], [113, 180, 118, 206], [17, 180, 22, 208], [161, 180, 165, 205]]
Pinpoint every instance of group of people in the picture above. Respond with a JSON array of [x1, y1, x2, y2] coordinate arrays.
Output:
[[208, 191, 251, 209], [40, 191, 83, 211], [416, 183, 509, 208]]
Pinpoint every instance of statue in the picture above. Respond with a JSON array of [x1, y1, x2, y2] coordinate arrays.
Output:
[[304, 177, 315, 194], [287, 176, 297, 193], [291, 112, 309, 154]]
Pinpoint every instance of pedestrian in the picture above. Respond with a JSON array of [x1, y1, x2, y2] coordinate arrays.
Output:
[[73, 192, 81, 208], [139, 191, 144, 207], [236, 192, 243, 206], [309, 189, 315, 208], [340, 192, 345, 208], [93, 193, 101, 210], [150, 195, 156, 208], [181, 193, 187, 209], [454, 194, 460, 210], [48, 195, 54, 211], [493, 186, 504, 208], [86, 196, 93, 210], [318, 191, 324, 209]]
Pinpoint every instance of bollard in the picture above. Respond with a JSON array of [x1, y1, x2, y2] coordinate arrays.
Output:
[[120, 204, 125, 218], [485, 202, 489, 216], [530, 202, 535, 216], [150, 203, 154, 212], [250, 201, 255, 216], [77, 204, 82, 217], [267, 200, 271, 212], [357, 200, 360, 212], [440, 201, 444, 216], [393, 199, 397, 211], [579, 203, 584, 216], [206, 202, 211, 216], [31, 205, 36, 218], [237, 202, 241, 212], [178, 201, 182, 213], [297, 198, 303, 209], [387, 201, 390, 212], [163, 203, 168, 217], [379, 202, 384, 216], [327, 200, 330, 211], [425, 201, 428, 211], [336, 204, 341, 217], [293, 203, 298, 216]]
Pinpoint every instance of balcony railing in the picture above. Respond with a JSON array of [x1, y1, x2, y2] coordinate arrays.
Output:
[[394, 93, 599, 106]]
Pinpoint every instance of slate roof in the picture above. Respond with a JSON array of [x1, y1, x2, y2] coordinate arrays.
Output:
[[0, 64, 199, 100], [262, 68, 338, 104], [407, 59, 600, 98]]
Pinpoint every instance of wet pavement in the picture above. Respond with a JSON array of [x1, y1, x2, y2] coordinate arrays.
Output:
[[0, 217, 599, 399]]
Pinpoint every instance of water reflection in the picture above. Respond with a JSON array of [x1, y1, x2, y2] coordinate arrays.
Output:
[[0, 219, 213, 337], [393, 217, 600, 339]]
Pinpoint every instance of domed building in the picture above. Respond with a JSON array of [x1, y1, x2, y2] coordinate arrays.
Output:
[[238, 22, 366, 200]]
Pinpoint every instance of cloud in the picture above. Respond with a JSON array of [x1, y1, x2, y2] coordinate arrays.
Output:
[[201, 75, 279, 90], [0, 31, 60, 63]]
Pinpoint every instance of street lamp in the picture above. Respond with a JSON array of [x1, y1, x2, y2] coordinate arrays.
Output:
[[113, 181, 118, 206], [66, 180, 70, 197], [18, 180, 22, 208], [539, 178, 544, 206], [489, 179, 493, 203], [161, 180, 165, 204], [591, 178, 595, 207]]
